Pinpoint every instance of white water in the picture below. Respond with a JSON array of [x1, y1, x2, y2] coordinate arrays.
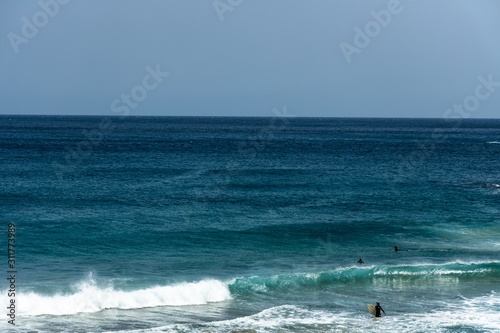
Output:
[[18, 277, 231, 316], [109, 292, 500, 333]]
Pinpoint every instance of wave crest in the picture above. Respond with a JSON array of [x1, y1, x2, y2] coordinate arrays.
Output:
[[229, 262, 500, 295], [20, 277, 231, 316]]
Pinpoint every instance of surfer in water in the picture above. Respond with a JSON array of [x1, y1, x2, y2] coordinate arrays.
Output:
[[357, 258, 365, 264], [395, 245, 411, 252], [375, 302, 386, 317]]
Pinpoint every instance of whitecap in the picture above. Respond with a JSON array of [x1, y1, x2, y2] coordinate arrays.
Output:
[[18, 276, 231, 316]]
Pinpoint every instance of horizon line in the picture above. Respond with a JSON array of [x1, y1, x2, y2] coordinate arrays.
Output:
[[1, 114, 500, 120]]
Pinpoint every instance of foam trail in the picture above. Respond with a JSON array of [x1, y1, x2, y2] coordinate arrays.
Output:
[[116, 293, 500, 333], [20, 278, 231, 316]]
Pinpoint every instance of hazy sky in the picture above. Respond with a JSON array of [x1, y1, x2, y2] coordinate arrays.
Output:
[[1, 0, 500, 118]]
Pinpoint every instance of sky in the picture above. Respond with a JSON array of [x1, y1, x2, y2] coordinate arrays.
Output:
[[1, 0, 500, 118]]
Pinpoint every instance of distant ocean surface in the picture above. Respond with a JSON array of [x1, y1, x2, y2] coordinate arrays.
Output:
[[1, 116, 500, 332]]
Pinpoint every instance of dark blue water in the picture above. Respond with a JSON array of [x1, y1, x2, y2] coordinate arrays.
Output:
[[1, 116, 499, 332]]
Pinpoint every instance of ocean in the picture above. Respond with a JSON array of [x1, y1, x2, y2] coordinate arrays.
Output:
[[1, 115, 499, 332]]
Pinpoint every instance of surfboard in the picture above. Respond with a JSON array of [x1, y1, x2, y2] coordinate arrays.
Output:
[[367, 304, 376, 316]]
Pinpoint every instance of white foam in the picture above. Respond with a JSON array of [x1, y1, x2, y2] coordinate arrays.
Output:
[[99, 291, 500, 333], [117, 295, 500, 332], [415, 291, 500, 332], [214, 304, 333, 328], [209, 294, 500, 333], [374, 268, 490, 276], [132, 305, 340, 333], [19, 277, 231, 316]]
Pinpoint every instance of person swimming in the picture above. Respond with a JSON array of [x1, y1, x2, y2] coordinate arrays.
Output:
[[357, 258, 365, 264], [394, 246, 400, 252]]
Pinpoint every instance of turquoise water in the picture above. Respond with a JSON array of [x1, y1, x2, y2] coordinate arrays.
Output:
[[1, 116, 499, 332]]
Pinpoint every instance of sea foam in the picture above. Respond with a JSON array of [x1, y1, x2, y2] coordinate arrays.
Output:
[[19, 277, 231, 316]]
